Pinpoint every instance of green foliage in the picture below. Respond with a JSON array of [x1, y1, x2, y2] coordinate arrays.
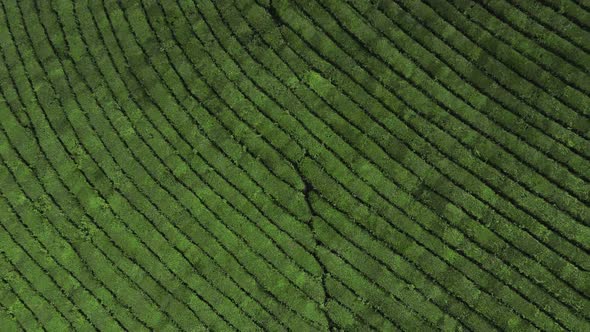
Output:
[[0, 0, 588, 330]]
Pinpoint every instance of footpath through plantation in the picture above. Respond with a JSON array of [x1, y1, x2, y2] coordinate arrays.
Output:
[[0, 0, 589, 330]]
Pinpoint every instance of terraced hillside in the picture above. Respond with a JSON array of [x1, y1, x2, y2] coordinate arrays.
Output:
[[0, 0, 589, 330]]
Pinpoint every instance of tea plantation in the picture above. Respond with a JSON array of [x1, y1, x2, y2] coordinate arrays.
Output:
[[0, 0, 588, 330]]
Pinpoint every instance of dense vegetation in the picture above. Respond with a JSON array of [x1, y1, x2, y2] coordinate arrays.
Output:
[[0, 0, 588, 330]]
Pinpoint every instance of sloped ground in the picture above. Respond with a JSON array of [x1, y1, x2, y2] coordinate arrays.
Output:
[[0, 0, 589, 330]]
